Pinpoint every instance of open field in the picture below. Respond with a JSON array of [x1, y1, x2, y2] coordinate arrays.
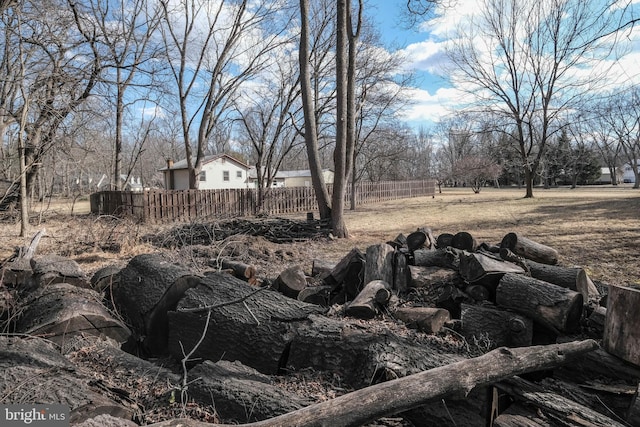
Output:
[[1, 186, 639, 287]]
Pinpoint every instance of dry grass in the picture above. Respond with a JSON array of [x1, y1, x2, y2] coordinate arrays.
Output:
[[1, 186, 639, 287]]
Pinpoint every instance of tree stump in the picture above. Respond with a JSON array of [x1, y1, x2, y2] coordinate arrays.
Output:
[[345, 280, 391, 319], [461, 303, 533, 349], [496, 273, 583, 333], [500, 232, 559, 265], [603, 284, 640, 366], [394, 307, 450, 334]]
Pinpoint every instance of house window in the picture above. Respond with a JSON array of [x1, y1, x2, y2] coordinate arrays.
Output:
[[236, 170, 242, 178], [223, 170, 230, 181], [199, 171, 206, 181]]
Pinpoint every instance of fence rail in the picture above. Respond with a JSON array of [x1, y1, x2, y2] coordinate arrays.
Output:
[[90, 179, 436, 223]]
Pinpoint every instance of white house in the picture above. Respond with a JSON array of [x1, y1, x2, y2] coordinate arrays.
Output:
[[247, 168, 334, 188], [160, 154, 250, 190], [595, 167, 624, 184], [622, 160, 640, 183]]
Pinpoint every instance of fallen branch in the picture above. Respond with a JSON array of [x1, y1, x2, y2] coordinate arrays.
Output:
[[146, 339, 599, 427]]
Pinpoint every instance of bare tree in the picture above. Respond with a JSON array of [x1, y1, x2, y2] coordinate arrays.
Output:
[[445, 0, 630, 198], [452, 155, 501, 193], [159, 0, 287, 189]]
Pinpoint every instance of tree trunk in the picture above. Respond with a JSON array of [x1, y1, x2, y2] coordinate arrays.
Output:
[[603, 284, 640, 366], [146, 340, 599, 427], [16, 283, 130, 346], [363, 243, 395, 286], [524, 259, 599, 301], [496, 273, 583, 334], [461, 303, 533, 349], [112, 253, 202, 355], [500, 232, 559, 265]]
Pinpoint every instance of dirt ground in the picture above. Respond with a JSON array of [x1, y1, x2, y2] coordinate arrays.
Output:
[[1, 186, 639, 287]]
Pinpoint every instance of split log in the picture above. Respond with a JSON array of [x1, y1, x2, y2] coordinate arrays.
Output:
[[459, 251, 525, 283], [322, 248, 365, 298], [603, 284, 640, 366], [363, 243, 395, 286], [0, 336, 134, 424], [495, 376, 627, 427], [417, 227, 437, 250], [393, 251, 410, 293], [310, 259, 335, 278], [451, 231, 478, 252], [273, 265, 308, 299], [16, 283, 130, 346], [218, 260, 257, 283], [146, 340, 599, 427], [413, 248, 458, 269], [586, 306, 606, 337], [408, 265, 461, 288], [345, 280, 391, 319], [30, 254, 90, 289], [524, 258, 599, 301], [394, 307, 450, 334], [168, 272, 325, 375], [188, 360, 311, 423], [111, 253, 202, 355], [496, 273, 583, 334], [461, 304, 533, 349], [500, 232, 559, 265]]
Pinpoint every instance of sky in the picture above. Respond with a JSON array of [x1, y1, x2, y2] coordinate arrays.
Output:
[[366, 0, 640, 129]]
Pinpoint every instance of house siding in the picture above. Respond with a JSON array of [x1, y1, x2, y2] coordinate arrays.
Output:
[[162, 155, 249, 190]]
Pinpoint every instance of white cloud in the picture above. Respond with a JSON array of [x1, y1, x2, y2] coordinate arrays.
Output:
[[400, 86, 467, 125]]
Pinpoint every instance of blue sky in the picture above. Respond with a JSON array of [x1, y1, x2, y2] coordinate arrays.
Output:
[[365, 0, 640, 129]]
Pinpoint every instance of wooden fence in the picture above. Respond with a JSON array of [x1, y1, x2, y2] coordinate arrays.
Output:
[[90, 179, 436, 223]]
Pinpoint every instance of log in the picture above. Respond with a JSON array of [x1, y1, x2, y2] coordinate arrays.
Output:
[[603, 284, 640, 366], [628, 383, 640, 425], [0, 336, 134, 424], [586, 306, 606, 337], [0, 229, 44, 289], [310, 259, 335, 278], [363, 243, 395, 286], [16, 282, 130, 346], [273, 265, 308, 299], [394, 307, 450, 334], [30, 254, 90, 289], [459, 251, 525, 283], [451, 231, 478, 252], [297, 285, 333, 306], [500, 232, 559, 265], [188, 360, 311, 423], [393, 251, 410, 293], [111, 253, 202, 355], [146, 340, 599, 427], [90, 265, 121, 292], [168, 272, 325, 375], [495, 376, 627, 427], [322, 248, 365, 298], [436, 233, 454, 248], [406, 230, 427, 251], [524, 259, 600, 301], [465, 284, 491, 301], [408, 265, 461, 288], [219, 260, 257, 283], [461, 303, 533, 349], [413, 248, 457, 269], [435, 283, 467, 319], [496, 273, 583, 334], [492, 404, 553, 426], [345, 280, 391, 319], [417, 227, 437, 250]]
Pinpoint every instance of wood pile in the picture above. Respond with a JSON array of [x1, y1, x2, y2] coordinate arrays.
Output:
[[2, 226, 640, 427]]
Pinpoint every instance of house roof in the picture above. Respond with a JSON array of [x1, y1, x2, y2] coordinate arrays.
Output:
[[160, 154, 249, 171]]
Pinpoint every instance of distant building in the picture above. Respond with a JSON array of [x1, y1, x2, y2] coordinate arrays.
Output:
[[622, 160, 640, 183], [95, 174, 143, 191], [160, 154, 250, 190], [247, 168, 334, 188], [595, 167, 623, 184]]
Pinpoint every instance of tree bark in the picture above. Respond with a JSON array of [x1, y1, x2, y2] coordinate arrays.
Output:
[[408, 265, 461, 288], [394, 307, 450, 334], [459, 251, 525, 283], [524, 259, 599, 301], [273, 265, 308, 299], [146, 340, 599, 427], [496, 273, 583, 334], [16, 283, 130, 346], [413, 248, 458, 269], [461, 303, 533, 349], [500, 233, 559, 265]]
